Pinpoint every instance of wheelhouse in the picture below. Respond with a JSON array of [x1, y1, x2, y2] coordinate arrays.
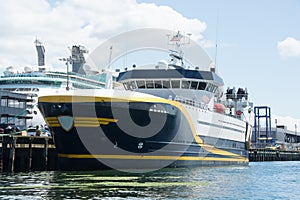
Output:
[[117, 68, 224, 94]]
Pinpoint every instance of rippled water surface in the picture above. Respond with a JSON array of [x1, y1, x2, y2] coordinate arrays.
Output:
[[1, 161, 300, 199]]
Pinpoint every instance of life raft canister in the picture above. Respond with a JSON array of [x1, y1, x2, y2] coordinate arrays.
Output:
[[236, 110, 242, 116]]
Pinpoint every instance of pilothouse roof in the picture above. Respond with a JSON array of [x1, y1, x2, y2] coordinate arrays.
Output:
[[117, 67, 224, 86]]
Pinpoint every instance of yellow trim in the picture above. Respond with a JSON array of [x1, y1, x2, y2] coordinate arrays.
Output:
[[42, 95, 245, 159], [200, 143, 245, 159], [40, 96, 179, 104], [58, 153, 248, 162], [46, 116, 118, 127]]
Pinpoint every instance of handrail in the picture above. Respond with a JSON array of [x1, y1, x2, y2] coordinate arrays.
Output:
[[174, 96, 208, 110]]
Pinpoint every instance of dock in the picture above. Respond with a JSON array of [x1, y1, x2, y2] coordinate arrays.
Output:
[[0, 135, 57, 172], [249, 148, 300, 162]]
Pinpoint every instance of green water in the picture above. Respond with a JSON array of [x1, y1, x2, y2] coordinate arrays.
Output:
[[1, 161, 300, 199]]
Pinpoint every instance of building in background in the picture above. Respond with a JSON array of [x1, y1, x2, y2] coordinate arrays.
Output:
[[0, 90, 32, 131]]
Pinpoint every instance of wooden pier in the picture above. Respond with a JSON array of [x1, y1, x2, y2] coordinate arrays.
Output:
[[249, 148, 300, 162], [0, 135, 58, 172]]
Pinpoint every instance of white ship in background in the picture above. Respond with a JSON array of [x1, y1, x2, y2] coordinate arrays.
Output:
[[0, 39, 106, 126]]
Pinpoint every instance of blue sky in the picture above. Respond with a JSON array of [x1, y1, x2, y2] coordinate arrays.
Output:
[[0, 0, 300, 127], [137, 0, 300, 119]]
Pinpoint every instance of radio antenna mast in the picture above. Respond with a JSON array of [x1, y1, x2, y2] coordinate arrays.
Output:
[[105, 46, 113, 89], [214, 11, 219, 72]]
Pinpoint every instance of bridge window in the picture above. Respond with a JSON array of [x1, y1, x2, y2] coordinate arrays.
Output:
[[129, 81, 137, 90], [154, 80, 163, 88], [122, 79, 218, 92], [162, 80, 171, 88], [123, 82, 129, 90], [181, 80, 190, 89], [136, 80, 146, 88], [146, 80, 154, 88], [171, 80, 180, 88], [205, 83, 218, 92], [206, 83, 212, 92], [198, 82, 206, 90], [212, 85, 218, 93], [206, 83, 217, 92], [190, 81, 198, 89], [123, 81, 137, 90]]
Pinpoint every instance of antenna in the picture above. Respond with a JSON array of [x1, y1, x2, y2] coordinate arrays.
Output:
[[214, 11, 220, 72], [105, 46, 113, 89], [59, 57, 72, 91]]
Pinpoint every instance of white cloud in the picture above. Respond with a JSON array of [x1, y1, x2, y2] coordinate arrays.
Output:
[[0, 0, 207, 72], [277, 37, 300, 57]]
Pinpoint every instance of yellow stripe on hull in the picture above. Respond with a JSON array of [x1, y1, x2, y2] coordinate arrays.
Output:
[[46, 116, 118, 127], [58, 153, 248, 163]]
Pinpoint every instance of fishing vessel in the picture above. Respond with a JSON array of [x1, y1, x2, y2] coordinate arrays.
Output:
[[38, 31, 253, 171], [0, 40, 106, 126]]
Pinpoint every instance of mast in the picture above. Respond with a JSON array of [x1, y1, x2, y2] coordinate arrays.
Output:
[[167, 31, 191, 69], [105, 46, 113, 89], [58, 57, 72, 91], [213, 11, 219, 73]]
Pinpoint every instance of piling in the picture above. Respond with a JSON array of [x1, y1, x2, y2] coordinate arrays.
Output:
[[0, 136, 3, 172], [0, 134, 58, 172]]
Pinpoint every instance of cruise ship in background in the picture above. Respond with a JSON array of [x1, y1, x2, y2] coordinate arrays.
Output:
[[0, 39, 106, 126]]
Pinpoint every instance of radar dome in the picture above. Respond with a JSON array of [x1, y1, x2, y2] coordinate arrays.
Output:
[[156, 60, 168, 69]]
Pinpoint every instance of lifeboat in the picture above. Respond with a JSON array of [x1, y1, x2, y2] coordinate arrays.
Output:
[[214, 103, 225, 113]]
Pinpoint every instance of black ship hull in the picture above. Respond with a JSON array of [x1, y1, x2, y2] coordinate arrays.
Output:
[[38, 95, 248, 171]]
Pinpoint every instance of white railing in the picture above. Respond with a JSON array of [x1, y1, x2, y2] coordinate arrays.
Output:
[[174, 96, 208, 110]]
